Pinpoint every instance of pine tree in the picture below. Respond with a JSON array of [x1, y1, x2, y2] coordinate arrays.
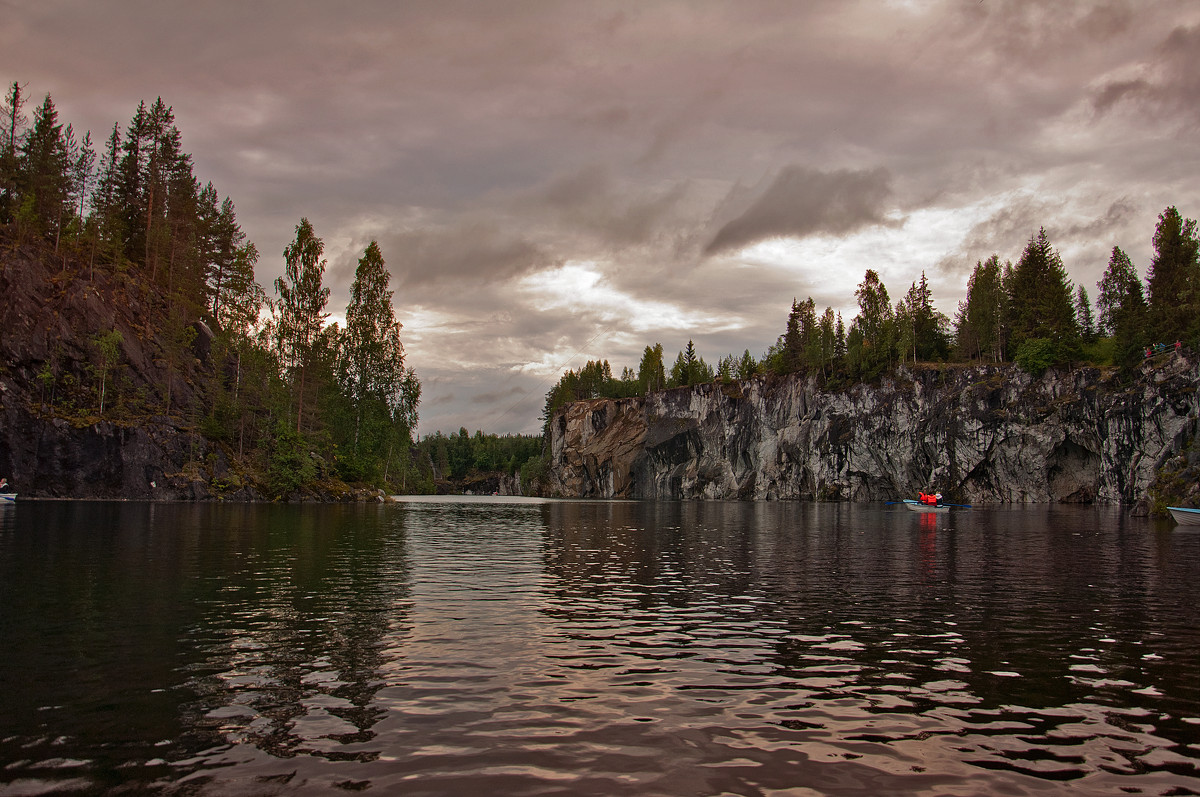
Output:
[[818, 307, 837, 377], [782, 300, 803, 373], [737, 349, 757, 380], [204, 191, 256, 329], [1097, 246, 1146, 337], [115, 101, 148, 263], [71, 129, 96, 223]]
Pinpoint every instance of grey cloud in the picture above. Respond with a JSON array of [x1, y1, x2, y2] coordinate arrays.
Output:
[[1091, 25, 1200, 123], [704, 166, 894, 256], [1092, 79, 1153, 115], [1058, 198, 1141, 241], [527, 165, 695, 250], [380, 225, 553, 292]]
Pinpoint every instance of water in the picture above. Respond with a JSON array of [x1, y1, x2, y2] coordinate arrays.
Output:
[[0, 498, 1198, 796]]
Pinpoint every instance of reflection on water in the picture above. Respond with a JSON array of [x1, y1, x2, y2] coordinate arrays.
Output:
[[0, 499, 1198, 795]]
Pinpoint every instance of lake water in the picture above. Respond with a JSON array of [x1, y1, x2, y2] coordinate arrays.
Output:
[[0, 498, 1198, 796]]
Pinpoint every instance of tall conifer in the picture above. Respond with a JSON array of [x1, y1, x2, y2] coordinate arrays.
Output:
[[1007, 228, 1078, 359], [1146, 206, 1199, 343]]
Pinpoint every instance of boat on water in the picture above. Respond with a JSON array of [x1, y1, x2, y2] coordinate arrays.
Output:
[[903, 499, 948, 514], [0, 493, 16, 504], [1168, 506, 1200, 526]]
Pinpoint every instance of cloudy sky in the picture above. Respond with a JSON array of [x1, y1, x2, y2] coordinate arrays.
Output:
[[5, 1, 1200, 435]]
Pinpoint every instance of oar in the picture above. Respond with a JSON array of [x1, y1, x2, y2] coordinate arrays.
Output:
[[939, 502, 972, 508]]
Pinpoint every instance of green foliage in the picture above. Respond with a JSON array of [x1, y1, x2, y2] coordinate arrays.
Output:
[[1014, 337, 1057, 376], [1007, 229, 1078, 363], [265, 420, 316, 497], [1146, 206, 1200, 345], [1, 82, 425, 500], [414, 429, 543, 483], [542, 358, 639, 430], [520, 452, 550, 488], [896, 273, 950, 363], [667, 341, 712, 387], [637, 344, 666, 394], [846, 269, 895, 379], [737, 349, 758, 380], [91, 328, 123, 416], [1075, 285, 1097, 344], [273, 217, 331, 434]]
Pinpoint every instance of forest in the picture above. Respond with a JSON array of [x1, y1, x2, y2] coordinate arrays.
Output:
[[0, 82, 439, 496], [543, 211, 1200, 428]]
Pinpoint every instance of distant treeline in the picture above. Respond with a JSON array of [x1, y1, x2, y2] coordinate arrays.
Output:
[[0, 82, 422, 495], [413, 430, 545, 486], [545, 212, 1199, 426]]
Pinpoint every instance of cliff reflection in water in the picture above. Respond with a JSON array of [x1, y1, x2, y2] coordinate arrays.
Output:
[[538, 501, 1200, 792], [0, 499, 1197, 796]]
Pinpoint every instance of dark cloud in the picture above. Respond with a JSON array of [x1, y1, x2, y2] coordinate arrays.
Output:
[[523, 165, 695, 250], [704, 166, 894, 256], [1092, 79, 1154, 115], [1091, 25, 1200, 124], [381, 225, 553, 292]]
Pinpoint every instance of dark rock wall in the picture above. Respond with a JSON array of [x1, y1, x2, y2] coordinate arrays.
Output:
[[0, 242, 244, 499]]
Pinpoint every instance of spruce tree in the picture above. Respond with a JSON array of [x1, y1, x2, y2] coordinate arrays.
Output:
[[1007, 229, 1078, 362], [1097, 246, 1146, 337], [1075, 285, 1097, 344], [1146, 206, 1199, 344], [957, 255, 1006, 363], [17, 93, 70, 242]]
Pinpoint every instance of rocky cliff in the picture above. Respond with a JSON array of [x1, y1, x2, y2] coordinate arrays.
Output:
[[0, 239, 261, 499], [546, 358, 1200, 505], [0, 238, 398, 502]]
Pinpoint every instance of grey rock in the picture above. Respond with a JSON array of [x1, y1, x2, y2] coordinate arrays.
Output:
[[546, 360, 1200, 504]]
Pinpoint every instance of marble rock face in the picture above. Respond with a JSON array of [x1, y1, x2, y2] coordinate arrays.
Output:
[[546, 360, 1199, 505]]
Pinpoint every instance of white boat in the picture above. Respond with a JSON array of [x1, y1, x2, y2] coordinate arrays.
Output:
[[903, 499, 948, 514], [0, 493, 16, 504], [1167, 506, 1200, 526]]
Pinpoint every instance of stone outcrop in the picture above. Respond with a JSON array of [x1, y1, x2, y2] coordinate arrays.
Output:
[[546, 358, 1200, 505]]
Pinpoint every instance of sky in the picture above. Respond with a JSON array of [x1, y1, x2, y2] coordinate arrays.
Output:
[[4, 0, 1200, 436]]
